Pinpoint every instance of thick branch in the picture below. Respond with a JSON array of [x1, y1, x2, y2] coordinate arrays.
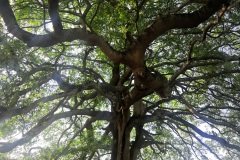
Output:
[[137, 0, 230, 48], [130, 119, 144, 160], [52, 72, 123, 101], [0, 0, 123, 63], [110, 64, 120, 85], [48, 0, 63, 33], [0, 109, 111, 153]]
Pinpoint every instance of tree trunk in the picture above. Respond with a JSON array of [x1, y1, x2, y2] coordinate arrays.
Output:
[[111, 100, 146, 160], [111, 107, 131, 160]]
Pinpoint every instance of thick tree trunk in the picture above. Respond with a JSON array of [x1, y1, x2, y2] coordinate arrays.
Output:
[[111, 100, 147, 160], [111, 107, 131, 160], [116, 109, 130, 160]]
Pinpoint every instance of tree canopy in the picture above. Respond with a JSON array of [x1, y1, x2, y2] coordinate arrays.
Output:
[[0, 0, 240, 159]]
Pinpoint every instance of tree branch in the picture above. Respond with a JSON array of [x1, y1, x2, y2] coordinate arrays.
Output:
[[137, 0, 230, 49], [48, 0, 63, 33], [0, 0, 124, 63], [176, 69, 240, 83], [0, 92, 72, 122], [168, 114, 240, 152], [0, 109, 111, 153]]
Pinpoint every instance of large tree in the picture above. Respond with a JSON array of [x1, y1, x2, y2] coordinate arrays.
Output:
[[0, 0, 240, 159]]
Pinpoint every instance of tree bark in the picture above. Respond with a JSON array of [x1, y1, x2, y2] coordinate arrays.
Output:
[[111, 107, 131, 160], [111, 99, 148, 160], [116, 109, 130, 160]]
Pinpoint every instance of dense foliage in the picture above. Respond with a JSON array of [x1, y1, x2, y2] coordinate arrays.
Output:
[[0, 0, 240, 159]]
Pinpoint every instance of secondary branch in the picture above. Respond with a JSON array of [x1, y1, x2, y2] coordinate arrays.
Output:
[[0, 0, 124, 63]]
